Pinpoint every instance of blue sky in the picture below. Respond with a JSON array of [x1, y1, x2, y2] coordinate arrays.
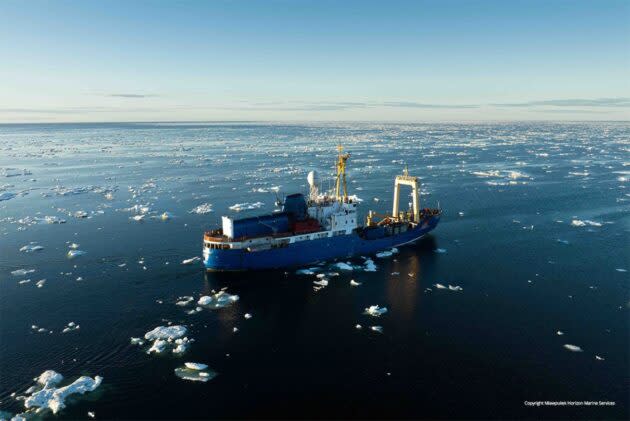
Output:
[[1, 0, 628, 122]]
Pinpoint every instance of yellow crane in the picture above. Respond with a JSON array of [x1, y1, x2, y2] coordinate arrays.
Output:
[[334, 144, 350, 201]]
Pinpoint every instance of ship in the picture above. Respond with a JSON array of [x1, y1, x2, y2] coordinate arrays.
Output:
[[203, 147, 441, 271]]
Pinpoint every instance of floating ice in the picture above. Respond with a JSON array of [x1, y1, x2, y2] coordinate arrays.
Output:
[[73, 210, 88, 218], [174, 366, 217, 382], [144, 325, 187, 341], [19, 243, 44, 253], [376, 248, 398, 258], [176, 296, 194, 306], [434, 248, 447, 254], [190, 203, 213, 214], [471, 170, 501, 178], [296, 268, 318, 275], [313, 279, 328, 287], [62, 322, 80, 333], [229, 201, 264, 212], [67, 250, 86, 258], [563, 344, 583, 352], [595, 355, 605, 361], [363, 259, 377, 272], [355, 324, 362, 329], [370, 326, 383, 333], [181, 257, 201, 265], [448, 285, 463, 291], [571, 219, 602, 227], [335, 262, 354, 271], [36, 279, 46, 288], [130, 214, 145, 222], [244, 313, 252, 319], [130, 337, 144, 346], [184, 362, 208, 370], [12, 269, 35, 276], [615, 268, 627, 272], [160, 211, 174, 220], [22, 370, 102, 414], [556, 331, 564, 336], [350, 280, 361, 286], [365, 305, 388, 317], [434, 283, 447, 289], [197, 291, 239, 308]]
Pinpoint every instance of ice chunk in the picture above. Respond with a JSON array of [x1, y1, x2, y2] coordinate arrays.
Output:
[[571, 219, 602, 227], [190, 203, 213, 214], [244, 313, 252, 319], [130, 214, 145, 222], [556, 331, 564, 336], [313, 279, 328, 287], [148, 339, 167, 354], [448, 285, 463, 291], [363, 259, 377, 272], [335, 262, 354, 271], [434, 248, 447, 254], [0, 192, 17, 201], [19, 243, 44, 253], [36, 279, 46, 288], [174, 366, 217, 382], [181, 257, 201, 265], [434, 283, 447, 289], [350, 280, 361, 286], [160, 212, 174, 220], [229, 202, 264, 212], [370, 326, 383, 333], [23, 371, 102, 414], [67, 250, 86, 258], [197, 291, 239, 308], [563, 344, 583, 352], [130, 337, 144, 346], [595, 355, 605, 361], [11, 269, 35, 276], [616, 268, 627, 272], [144, 325, 187, 341], [365, 305, 388, 317], [184, 362, 208, 370]]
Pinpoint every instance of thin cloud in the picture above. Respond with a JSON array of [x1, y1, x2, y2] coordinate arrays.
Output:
[[107, 93, 158, 98], [493, 97, 630, 108]]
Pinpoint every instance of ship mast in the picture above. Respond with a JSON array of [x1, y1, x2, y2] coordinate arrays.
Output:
[[334, 144, 350, 202]]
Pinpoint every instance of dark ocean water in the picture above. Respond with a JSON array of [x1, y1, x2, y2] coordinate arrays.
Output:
[[0, 122, 628, 420]]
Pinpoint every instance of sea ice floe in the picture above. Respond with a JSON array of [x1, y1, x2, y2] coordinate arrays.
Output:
[[595, 355, 605, 361], [350, 279, 361, 286], [176, 296, 194, 306], [11, 269, 35, 276], [36, 279, 46, 288], [62, 322, 80, 333], [67, 250, 86, 258], [143, 325, 192, 354], [313, 279, 328, 287], [181, 257, 201, 265], [130, 337, 144, 346], [184, 362, 208, 370], [556, 331, 564, 336], [434, 283, 446, 289], [174, 365, 217, 382], [244, 313, 252, 319], [615, 268, 627, 272], [144, 325, 187, 341], [130, 214, 145, 222], [363, 259, 377, 272], [434, 248, 447, 254], [19, 243, 44, 253], [19, 370, 102, 415], [229, 201, 264, 212], [563, 344, 583, 352], [571, 219, 602, 227], [448, 285, 463, 291], [335, 262, 354, 271], [365, 305, 388, 317], [370, 326, 383, 333], [375, 248, 398, 258], [190, 203, 213, 214], [296, 268, 318, 275], [197, 291, 239, 308]]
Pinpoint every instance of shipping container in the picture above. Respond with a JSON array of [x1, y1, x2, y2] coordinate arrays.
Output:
[[223, 213, 290, 239]]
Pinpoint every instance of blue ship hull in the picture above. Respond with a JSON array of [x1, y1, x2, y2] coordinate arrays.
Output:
[[204, 215, 440, 271]]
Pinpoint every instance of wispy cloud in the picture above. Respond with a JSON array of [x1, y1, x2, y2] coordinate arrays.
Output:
[[107, 93, 158, 98], [493, 97, 630, 108]]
